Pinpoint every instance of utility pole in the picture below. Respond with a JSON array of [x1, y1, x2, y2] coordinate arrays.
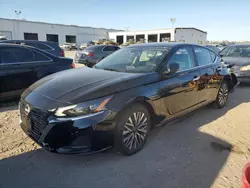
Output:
[[170, 18, 176, 28]]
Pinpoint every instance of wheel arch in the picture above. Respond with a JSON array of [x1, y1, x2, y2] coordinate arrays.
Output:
[[223, 73, 238, 92], [117, 96, 158, 126]]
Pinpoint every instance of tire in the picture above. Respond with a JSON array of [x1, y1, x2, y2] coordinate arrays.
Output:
[[213, 81, 229, 109], [114, 103, 151, 156]]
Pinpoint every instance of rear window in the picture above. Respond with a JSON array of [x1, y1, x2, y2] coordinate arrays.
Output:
[[13, 48, 34, 62], [85, 45, 101, 51], [103, 46, 118, 51], [37, 43, 53, 50]]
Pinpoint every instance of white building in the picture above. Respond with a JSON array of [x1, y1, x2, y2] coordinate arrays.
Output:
[[109, 28, 207, 44], [0, 18, 121, 46]]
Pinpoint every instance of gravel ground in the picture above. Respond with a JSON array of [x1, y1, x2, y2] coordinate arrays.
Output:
[[0, 85, 250, 188]]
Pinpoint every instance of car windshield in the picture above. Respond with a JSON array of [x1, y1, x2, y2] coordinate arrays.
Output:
[[221, 46, 250, 57], [95, 46, 170, 73]]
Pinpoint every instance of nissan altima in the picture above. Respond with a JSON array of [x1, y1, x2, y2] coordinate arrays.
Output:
[[19, 43, 238, 155]]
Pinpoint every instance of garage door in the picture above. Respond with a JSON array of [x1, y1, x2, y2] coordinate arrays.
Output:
[[0, 31, 13, 40]]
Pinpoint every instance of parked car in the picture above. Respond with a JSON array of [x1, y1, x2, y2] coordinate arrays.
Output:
[[0, 36, 7, 41], [0, 40, 65, 57], [74, 45, 120, 67], [220, 44, 250, 83], [87, 41, 95, 47], [19, 43, 238, 156], [79, 43, 87, 50], [0, 43, 74, 101], [62, 43, 77, 50]]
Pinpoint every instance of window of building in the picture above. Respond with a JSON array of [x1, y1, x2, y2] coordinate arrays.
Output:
[[24, 33, 38, 40], [65, 35, 76, 43]]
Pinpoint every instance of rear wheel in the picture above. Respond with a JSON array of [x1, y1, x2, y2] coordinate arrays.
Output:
[[114, 104, 151, 156], [214, 81, 229, 109]]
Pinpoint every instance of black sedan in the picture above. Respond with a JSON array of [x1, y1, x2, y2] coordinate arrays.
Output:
[[0, 44, 74, 101], [221, 44, 250, 83], [19, 43, 238, 155]]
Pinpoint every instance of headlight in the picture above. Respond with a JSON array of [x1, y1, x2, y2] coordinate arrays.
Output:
[[55, 96, 112, 117], [240, 65, 250, 71]]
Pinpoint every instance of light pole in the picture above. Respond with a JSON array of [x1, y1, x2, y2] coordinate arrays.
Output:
[[15, 10, 22, 20], [14, 10, 22, 40], [170, 18, 176, 28]]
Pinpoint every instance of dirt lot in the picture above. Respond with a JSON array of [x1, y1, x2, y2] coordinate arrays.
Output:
[[0, 86, 250, 188]]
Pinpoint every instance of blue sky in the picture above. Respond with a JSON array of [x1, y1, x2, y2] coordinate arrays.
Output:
[[1, 0, 250, 41]]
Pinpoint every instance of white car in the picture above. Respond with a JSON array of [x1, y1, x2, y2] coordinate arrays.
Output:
[[80, 43, 87, 50], [62, 43, 77, 50]]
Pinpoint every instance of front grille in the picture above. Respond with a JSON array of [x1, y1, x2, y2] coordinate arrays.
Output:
[[19, 100, 48, 141], [28, 108, 48, 141]]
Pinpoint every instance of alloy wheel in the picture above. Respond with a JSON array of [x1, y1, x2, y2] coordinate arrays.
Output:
[[218, 84, 228, 106], [122, 112, 148, 150]]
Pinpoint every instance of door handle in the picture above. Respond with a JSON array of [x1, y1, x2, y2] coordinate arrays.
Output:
[[193, 76, 200, 81]]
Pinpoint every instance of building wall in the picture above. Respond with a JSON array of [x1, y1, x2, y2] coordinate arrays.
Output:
[[0, 18, 120, 46], [109, 29, 175, 43], [174, 28, 207, 44]]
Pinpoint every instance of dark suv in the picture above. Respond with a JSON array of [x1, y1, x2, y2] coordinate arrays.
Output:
[[0, 40, 65, 57], [0, 43, 73, 100], [74, 45, 120, 67]]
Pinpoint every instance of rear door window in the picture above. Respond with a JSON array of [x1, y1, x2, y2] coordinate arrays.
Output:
[[0, 48, 18, 64], [13, 48, 34, 62], [32, 50, 52, 61], [194, 47, 213, 66], [168, 47, 195, 71]]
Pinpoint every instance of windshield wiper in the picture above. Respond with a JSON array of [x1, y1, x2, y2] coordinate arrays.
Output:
[[103, 68, 119, 72]]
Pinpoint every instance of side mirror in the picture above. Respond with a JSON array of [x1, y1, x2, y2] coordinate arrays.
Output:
[[162, 62, 180, 76]]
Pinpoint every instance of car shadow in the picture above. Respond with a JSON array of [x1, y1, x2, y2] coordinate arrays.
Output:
[[0, 87, 249, 188], [0, 99, 19, 113]]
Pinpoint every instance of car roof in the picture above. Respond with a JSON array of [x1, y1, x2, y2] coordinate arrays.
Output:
[[128, 42, 193, 48], [0, 43, 47, 50], [0, 40, 57, 44], [228, 43, 250, 47]]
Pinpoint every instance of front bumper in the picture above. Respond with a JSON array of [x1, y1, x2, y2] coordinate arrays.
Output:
[[19, 101, 116, 154], [232, 68, 250, 83]]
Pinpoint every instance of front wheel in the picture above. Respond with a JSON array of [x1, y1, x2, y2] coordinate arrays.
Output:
[[114, 104, 151, 156], [213, 81, 229, 109]]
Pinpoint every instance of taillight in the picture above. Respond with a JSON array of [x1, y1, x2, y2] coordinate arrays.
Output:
[[60, 51, 65, 57], [71, 63, 75, 68], [88, 52, 94, 57]]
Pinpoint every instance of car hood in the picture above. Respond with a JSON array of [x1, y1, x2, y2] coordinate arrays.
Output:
[[223, 57, 250, 66], [22, 67, 156, 105]]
